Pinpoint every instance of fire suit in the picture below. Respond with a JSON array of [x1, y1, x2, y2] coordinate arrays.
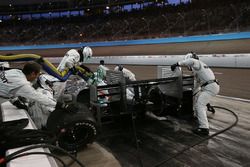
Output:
[[97, 64, 109, 80], [57, 49, 80, 72], [114, 66, 136, 100], [178, 58, 220, 129], [28, 87, 55, 129], [0, 69, 56, 108], [114, 66, 136, 81], [0, 62, 10, 68]]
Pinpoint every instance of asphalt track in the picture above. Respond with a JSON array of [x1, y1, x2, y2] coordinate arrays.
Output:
[[0, 39, 250, 99]]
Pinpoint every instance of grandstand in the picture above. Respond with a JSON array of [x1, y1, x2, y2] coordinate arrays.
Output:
[[0, 0, 250, 45]]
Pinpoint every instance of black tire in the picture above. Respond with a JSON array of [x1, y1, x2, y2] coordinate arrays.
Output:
[[46, 104, 98, 152], [147, 86, 165, 116]]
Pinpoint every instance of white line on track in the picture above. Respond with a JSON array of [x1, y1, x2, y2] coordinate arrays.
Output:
[[214, 72, 223, 75], [217, 95, 250, 103]]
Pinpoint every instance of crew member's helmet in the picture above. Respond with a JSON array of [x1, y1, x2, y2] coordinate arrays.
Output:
[[100, 60, 105, 65], [184, 52, 199, 60], [80, 46, 93, 62], [118, 65, 123, 71]]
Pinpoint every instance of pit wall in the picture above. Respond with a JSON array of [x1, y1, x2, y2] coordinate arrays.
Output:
[[44, 54, 250, 68], [1, 32, 250, 68]]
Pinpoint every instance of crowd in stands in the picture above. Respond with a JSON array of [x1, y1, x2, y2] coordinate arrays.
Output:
[[0, 1, 250, 46]]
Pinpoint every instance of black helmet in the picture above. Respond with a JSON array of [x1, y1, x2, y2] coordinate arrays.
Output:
[[118, 65, 123, 71], [100, 60, 104, 65], [191, 52, 199, 60]]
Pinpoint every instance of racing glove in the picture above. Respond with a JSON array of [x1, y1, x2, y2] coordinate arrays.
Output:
[[35, 57, 44, 64], [55, 102, 78, 113], [171, 63, 179, 71], [10, 97, 28, 111], [64, 103, 79, 113], [70, 66, 78, 75], [80, 64, 92, 73]]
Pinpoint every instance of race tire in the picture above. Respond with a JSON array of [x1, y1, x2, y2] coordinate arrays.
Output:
[[46, 104, 98, 152]]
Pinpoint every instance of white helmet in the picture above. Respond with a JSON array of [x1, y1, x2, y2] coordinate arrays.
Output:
[[184, 52, 199, 60], [82, 46, 92, 61]]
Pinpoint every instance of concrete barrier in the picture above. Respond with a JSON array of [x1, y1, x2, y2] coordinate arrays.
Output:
[[45, 53, 250, 68]]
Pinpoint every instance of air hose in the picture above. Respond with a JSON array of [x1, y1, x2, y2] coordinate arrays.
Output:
[[0, 54, 94, 82], [3, 152, 67, 167], [153, 105, 239, 167], [0, 143, 85, 167]]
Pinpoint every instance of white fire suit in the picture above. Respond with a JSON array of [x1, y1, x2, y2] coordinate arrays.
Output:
[[28, 74, 56, 129], [114, 66, 136, 100], [0, 62, 10, 68], [28, 87, 55, 129], [178, 58, 220, 129], [57, 49, 80, 72], [0, 69, 56, 108], [114, 66, 136, 81], [97, 64, 109, 80]]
